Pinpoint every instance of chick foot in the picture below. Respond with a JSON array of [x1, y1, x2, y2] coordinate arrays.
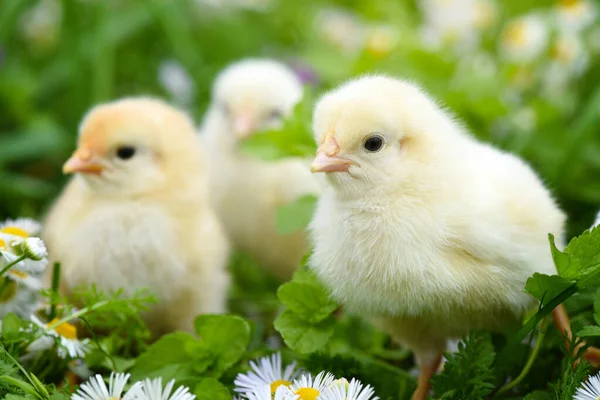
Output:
[[552, 304, 600, 367], [411, 353, 442, 400]]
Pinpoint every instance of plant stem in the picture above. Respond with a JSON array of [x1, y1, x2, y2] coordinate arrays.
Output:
[[497, 317, 549, 396], [0, 375, 41, 399], [49, 262, 61, 320], [0, 255, 27, 276]]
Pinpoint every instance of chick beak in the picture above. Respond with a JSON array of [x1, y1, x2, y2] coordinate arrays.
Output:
[[311, 134, 353, 173], [232, 112, 255, 140], [62, 148, 105, 175]]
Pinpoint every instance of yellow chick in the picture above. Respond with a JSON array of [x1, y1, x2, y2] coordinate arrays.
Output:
[[201, 59, 320, 280], [43, 97, 230, 337], [308, 76, 599, 399]]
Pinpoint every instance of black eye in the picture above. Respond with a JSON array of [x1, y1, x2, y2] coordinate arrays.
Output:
[[268, 109, 283, 120], [116, 146, 136, 160], [363, 134, 384, 152]]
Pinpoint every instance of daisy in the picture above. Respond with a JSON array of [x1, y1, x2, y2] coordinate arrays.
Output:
[[0, 281, 39, 319], [71, 372, 143, 400], [0, 218, 42, 238], [320, 378, 379, 400], [556, 0, 597, 32], [234, 352, 301, 395], [0, 233, 48, 274], [133, 377, 196, 400], [7, 269, 43, 291], [30, 315, 90, 359], [314, 8, 366, 55], [574, 371, 600, 400], [158, 59, 196, 105], [246, 384, 296, 400], [364, 25, 400, 58], [500, 14, 549, 64], [287, 372, 336, 400]]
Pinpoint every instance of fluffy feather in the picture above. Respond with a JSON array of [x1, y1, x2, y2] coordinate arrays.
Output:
[[308, 76, 568, 398], [43, 97, 230, 337], [201, 59, 320, 280]]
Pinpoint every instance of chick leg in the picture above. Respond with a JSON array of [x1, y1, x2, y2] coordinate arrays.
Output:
[[552, 304, 600, 366], [411, 353, 442, 400]]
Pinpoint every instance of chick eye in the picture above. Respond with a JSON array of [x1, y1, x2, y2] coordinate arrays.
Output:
[[116, 146, 136, 160], [268, 109, 283, 120], [363, 134, 384, 153]]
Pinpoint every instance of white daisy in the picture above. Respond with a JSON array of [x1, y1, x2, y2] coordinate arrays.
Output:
[[7, 269, 42, 291], [555, 0, 597, 32], [574, 371, 600, 400], [500, 14, 549, 64], [12, 237, 48, 261], [30, 315, 90, 359], [287, 372, 336, 400], [320, 378, 379, 400], [133, 377, 196, 400], [0, 281, 39, 319], [72, 372, 143, 400], [234, 352, 301, 395], [364, 25, 400, 58], [0, 233, 48, 274], [246, 384, 295, 400], [158, 59, 196, 105], [0, 218, 41, 238], [315, 8, 366, 55]]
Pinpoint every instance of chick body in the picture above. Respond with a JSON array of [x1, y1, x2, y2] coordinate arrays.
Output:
[[43, 98, 230, 337], [308, 76, 565, 397], [201, 59, 319, 280]]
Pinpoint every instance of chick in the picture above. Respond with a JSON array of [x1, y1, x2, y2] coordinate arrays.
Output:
[[308, 76, 600, 399], [43, 97, 230, 337], [201, 59, 320, 280]]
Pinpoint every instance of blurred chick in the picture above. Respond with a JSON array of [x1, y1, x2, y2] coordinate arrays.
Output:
[[308, 76, 600, 399], [200, 59, 320, 280], [43, 98, 230, 337]]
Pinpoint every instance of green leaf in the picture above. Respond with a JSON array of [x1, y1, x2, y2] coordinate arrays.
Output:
[[549, 234, 581, 279], [593, 288, 600, 326], [525, 273, 573, 305], [130, 332, 212, 387], [194, 314, 251, 376], [194, 378, 230, 400], [564, 227, 600, 274], [277, 282, 337, 323], [274, 310, 335, 354], [1, 313, 21, 340], [275, 195, 317, 234], [576, 325, 600, 337]]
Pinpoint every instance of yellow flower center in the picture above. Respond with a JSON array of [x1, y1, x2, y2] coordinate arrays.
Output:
[[504, 23, 527, 46], [270, 380, 291, 394], [0, 238, 5, 249], [9, 270, 28, 279], [559, 0, 579, 7], [1, 227, 29, 238], [295, 388, 320, 400], [48, 318, 78, 340]]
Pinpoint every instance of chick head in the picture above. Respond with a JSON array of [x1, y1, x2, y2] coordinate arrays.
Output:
[[211, 58, 302, 144], [311, 75, 454, 194], [63, 97, 201, 197]]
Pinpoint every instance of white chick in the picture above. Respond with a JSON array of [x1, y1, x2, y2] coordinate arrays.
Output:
[[43, 97, 230, 337], [201, 59, 320, 280], [308, 76, 600, 399]]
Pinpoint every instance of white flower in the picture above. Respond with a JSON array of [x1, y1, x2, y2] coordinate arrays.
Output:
[[542, 33, 589, 97], [7, 269, 43, 291], [246, 384, 294, 400], [287, 372, 336, 400], [234, 352, 301, 395], [158, 60, 196, 105], [574, 371, 600, 400], [364, 25, 400, 58], [0, 281, 39, 319], [0, 233, 48, 274], [500, 14, 549, 64], [511, 107, 537, 132], [0, 218, 41, 237], [319, 378, 379, 400], [19, 0, 62, 51], [72, 372, 143, 400], [555, 0, 597, 32], [418, 0, 496, 53], [30, 315, 90, 359], [13, 237, 48, 261], [315, 8, 366, 55], [133, 377, 195, 400]]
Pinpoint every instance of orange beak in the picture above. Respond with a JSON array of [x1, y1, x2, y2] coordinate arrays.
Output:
[[62, 148, 105, 175], [310, 131, 353, 173], [232, 111, 255, 140]]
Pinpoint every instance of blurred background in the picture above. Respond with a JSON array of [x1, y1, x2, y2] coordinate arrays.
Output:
[[0, 0, 599, 237]]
